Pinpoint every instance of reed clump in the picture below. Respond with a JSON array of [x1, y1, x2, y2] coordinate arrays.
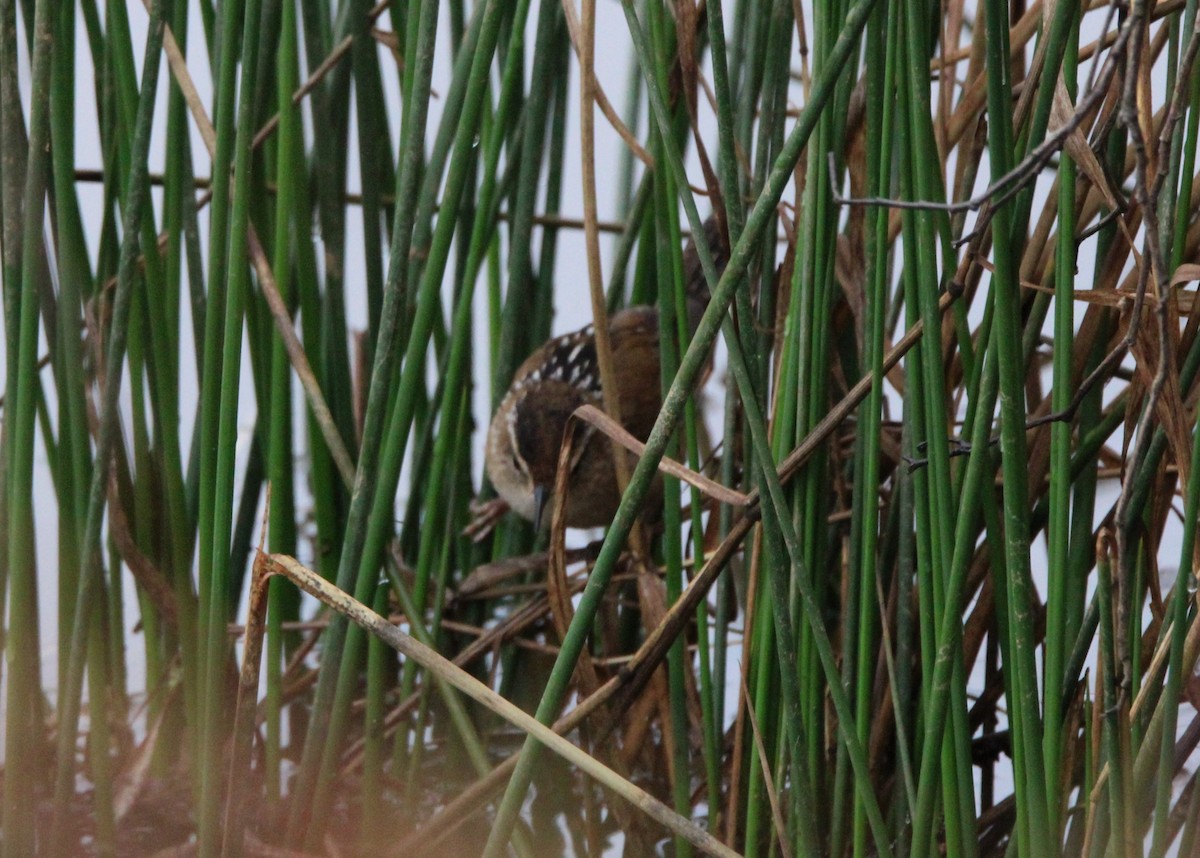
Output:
[[2, 0, 1199, 856]]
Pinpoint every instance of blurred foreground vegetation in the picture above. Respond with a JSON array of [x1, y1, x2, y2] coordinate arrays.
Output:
[[3, 0, 1200, 855]]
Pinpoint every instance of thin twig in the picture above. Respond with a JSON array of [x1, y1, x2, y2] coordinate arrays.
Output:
[[571, 404, 750, 506]]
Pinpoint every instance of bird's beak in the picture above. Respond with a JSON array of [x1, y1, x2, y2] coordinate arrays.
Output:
[[532, 484, 550, 531]]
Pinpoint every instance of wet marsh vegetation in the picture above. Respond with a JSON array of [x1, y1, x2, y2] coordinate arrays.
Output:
[[3, 0, 1200, 855]]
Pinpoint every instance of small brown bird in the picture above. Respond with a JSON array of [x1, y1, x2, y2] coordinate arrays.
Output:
[[485, 218, 727, 529]]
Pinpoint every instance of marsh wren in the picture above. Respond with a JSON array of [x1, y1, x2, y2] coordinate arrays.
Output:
[[484, 218, 727, 529]]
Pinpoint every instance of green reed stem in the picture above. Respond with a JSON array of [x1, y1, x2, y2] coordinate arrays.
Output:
[[981, 0, 1050, 849], [3, 0, 54, 852], [49, 0, 167, 850]]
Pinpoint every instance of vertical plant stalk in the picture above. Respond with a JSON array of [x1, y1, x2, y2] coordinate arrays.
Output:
[[193, 0, 253, 834], [982, 0, 1050, 847], [3, 0, 54, 853], [704, 0, 739, 770], [1096, 533, 1136, 857], [851, 0, 898, 850], [49, 0, 168, 850], [652, 152, 694, 855], [196, 0, 267, 845], [576, 0, 632, 499], [1044, 8, 1080, 840], [262, 0, 302, 808], [0, 0, 25, 719], [47, 0, 94, 715]]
